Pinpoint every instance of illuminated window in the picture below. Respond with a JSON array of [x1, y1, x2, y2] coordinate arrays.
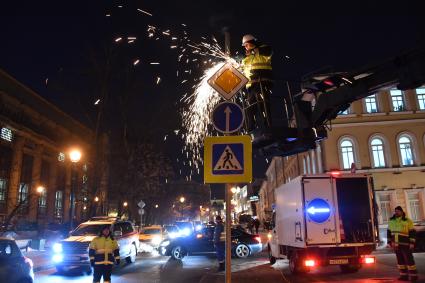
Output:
[[1, 127, 13, 142], [0, 179, 7, 202], [416, 88, 425, 110], [38, 190, 47, 208], [18, 183, 29, 204], [340, 139, 355, 169], [371, 138, 386, 168], [398, 136, 414, 166], [408, 192, 422, 221], [364, 94, 378, 113], [378, 194, 392, 223], [390, 89, 405, 111], [58, 152, 65, 162], [55, 191, 63, 218]]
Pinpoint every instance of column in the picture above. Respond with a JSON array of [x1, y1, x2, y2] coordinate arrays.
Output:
[[7, 136, 25, 215], [63, 163, 71, 222], [29, 144, 43, 221], [46, 162, 57, 223]]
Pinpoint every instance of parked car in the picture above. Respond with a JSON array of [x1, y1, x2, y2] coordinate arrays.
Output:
[[174, 221, 194, 236], [0, 237, 34, 283], [414, 221, 425, 252], [52, 216, 139, 274], [159, 225, 262, 260], [139, 225, 164, 252]]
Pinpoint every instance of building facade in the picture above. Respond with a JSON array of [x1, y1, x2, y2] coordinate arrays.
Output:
[[0, 69, 109, 228], [259, 86, 425, 243]]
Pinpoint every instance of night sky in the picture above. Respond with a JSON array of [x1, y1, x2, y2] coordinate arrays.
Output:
[[1, 1, 424, 181]]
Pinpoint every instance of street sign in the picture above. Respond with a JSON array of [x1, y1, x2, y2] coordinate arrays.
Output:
[[207, 63, 248, 100], [138, 208, 145, 215], [204, 135, 252, 183], [138, 200, 145, 208], [212, 102, 244, 134]]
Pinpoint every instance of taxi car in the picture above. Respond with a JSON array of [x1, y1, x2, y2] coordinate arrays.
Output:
[[139, 225, 164, 252]]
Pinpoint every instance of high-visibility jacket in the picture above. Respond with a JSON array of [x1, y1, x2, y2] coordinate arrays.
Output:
[[213, 223, 225, 243], [89, 236, 120, 265], [241, 44, 273, 88], [387, 216, 416, 246]]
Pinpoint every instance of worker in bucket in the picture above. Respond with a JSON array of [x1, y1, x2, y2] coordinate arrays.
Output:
[[213, 215, 225, 271], [240, 34, 273, 133], [387, 206, 418, 281]]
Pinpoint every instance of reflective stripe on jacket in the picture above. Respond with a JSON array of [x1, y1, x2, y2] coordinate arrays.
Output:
[[241, 44, 272, 87], [387, 216, 416, 245], [213, 223, 225, 243], [89, 236, 120, 265]]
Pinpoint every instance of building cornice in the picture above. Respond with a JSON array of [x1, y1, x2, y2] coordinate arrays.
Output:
[[331, 118, 425, 128]]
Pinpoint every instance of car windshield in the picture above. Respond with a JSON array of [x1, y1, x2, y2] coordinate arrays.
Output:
[[165, 226, 178, 233], [71, 224, 111, 236], [142, 229, 161, 235], [0, 240, 20, 258]]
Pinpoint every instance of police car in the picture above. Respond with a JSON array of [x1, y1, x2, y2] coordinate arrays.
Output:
[[52, 217, 139, 274]]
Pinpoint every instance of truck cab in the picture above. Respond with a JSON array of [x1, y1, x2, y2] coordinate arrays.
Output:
[[52, 217, 139, 274], [268, 174, 379, 274]]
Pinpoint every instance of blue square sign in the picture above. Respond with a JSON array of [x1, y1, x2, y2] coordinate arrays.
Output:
[[212, 143, 244, 175]]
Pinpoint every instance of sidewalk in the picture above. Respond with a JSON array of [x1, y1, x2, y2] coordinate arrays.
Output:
[[23, 248, 53, 272]]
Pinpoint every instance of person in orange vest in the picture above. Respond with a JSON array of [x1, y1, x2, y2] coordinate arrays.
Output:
[[89, 226, 120, 283], [387, 206, 418, 281]]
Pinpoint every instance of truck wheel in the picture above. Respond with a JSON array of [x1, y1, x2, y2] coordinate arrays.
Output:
[[340, 264, 361, 273], [268, 246, 276, 265], [126, 243, 137, 263], [289, 253, 309, 274]]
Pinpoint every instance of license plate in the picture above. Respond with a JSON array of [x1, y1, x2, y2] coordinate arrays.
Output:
[[329, 258, 349, 265]]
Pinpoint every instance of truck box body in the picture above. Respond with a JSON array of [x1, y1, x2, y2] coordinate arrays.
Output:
[[269, 174, 378, 272]]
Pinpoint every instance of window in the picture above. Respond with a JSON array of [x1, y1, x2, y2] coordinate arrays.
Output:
[[371, 138, 386, 168], [379, 194, 392, 223], [38, 190, 47, 208], [408, 192, 422, 221], [390, 89, 405, 111], [18, 183, 29, 204], [0, 179, 7, 202], [416, 88, 425, 110], [340, 140, 355, 169], [55, 191, 63, 218], [58, 152, 65, 162], [365, 94, 378, 113], [398, 136, 414, 166], [0, 128, 13, 142]]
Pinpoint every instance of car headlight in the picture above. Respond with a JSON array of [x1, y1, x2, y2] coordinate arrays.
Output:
[[182, 228, 191, 236], [52, 254, 64, 263], [53, 243, 63, 253], [160, 240, 170, 247], [152, 235, 162, 245]]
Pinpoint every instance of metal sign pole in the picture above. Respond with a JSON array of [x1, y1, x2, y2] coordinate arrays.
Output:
[[225, 183, 232, 283]]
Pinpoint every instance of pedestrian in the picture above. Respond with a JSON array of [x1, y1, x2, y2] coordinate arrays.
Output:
[[213, 215, 225, 272], [254, 218, 260, 234], [89, 226, 120, 283], [387, 206, 418, 281], [240, 34, 273, 133]]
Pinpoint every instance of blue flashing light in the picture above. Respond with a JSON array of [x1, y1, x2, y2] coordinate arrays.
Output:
[[306, 198, 332, 223], [52, 254, 64, 263]]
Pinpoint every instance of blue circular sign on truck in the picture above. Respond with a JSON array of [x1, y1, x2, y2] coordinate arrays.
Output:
[[306, 198, 331, 223]]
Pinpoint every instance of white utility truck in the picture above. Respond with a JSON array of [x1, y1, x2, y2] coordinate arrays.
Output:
[[268, 173, 378, 273]]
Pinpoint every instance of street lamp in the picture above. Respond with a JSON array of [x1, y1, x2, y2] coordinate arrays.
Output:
[[155, 204, 159, 208], [69, 149, 81, 230], [123, 201, 128, 207], [94, 196, 99, 202], [36, 186, 45, 194], [179, 196, 185, 203]]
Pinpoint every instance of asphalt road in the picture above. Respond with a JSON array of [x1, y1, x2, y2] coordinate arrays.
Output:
[[34, 252, 425, 283]]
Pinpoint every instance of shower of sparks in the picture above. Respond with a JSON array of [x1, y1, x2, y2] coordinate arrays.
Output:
[[150, 62, 160, 65], [115, 37, 122, 42], [156, 76, 161, 84], [94, 99, 100, 105], [133, 59, 140, 65], [137, 8, 153, 16]]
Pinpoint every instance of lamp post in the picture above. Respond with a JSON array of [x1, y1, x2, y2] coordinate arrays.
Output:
[[69, 149, 81, 230], [179, 197, 185, 220]]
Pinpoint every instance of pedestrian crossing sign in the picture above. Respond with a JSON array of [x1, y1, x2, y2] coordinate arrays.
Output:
[[204, 135, 252, 183]]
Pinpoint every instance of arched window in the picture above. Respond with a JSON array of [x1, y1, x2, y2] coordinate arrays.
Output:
[[340, 139, 355, 169], [398, 136, 414, 166], [371, 138, 386, 168]]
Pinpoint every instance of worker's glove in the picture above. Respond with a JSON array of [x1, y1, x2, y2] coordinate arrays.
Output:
[[90, 260, 95, 267], [115, 259, 120, 266]]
